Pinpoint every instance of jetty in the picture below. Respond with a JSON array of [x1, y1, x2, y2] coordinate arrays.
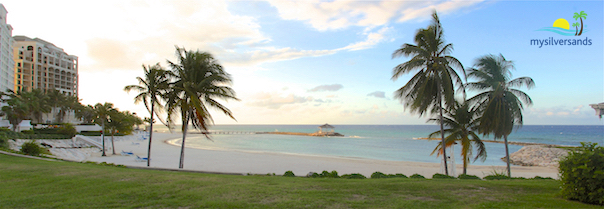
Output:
[[192, 123, 344, 137]]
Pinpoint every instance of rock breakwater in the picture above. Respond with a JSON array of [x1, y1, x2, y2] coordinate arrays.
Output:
[[508, 145, 569, 167]]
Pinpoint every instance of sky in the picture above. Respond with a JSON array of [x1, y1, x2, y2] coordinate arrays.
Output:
[[3, 0, 603, 125]]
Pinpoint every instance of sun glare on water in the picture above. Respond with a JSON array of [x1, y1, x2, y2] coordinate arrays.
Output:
[[553, 18, 570, 29]]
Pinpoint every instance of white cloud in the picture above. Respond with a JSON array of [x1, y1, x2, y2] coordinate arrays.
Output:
[[367, 91, 386, 98], [248, 92, 312, 109], [308, 84, 344, 92]]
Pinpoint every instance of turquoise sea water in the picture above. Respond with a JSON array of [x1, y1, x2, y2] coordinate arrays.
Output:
[[161, 125, 604, 166]]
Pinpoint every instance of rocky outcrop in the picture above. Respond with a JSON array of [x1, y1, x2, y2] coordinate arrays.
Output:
[[507, 145, 569, 167]]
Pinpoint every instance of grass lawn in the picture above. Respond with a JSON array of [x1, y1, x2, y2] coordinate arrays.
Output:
[[0, 154, 598, 208]]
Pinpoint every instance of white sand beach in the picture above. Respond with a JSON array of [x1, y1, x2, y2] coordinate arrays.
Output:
[[79, 132, 559, 178]]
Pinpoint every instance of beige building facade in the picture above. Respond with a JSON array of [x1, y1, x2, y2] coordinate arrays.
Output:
[[13, 36, 78, 96]]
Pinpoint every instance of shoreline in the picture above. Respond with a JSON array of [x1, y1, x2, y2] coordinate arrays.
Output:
[[79, 132, 559, 178]]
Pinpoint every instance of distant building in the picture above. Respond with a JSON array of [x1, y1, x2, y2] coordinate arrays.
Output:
[[13, 35, 78, 96], [0, 4, 15, 94]]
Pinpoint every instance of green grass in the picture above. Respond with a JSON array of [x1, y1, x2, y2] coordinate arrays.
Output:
[[0, 154, 599, 208]]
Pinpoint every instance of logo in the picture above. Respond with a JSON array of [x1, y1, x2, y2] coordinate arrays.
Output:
[[531, 11, 591, 47]]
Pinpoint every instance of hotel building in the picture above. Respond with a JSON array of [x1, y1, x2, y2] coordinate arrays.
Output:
[[0, 4, 14, 93], [13, 36, 78, 96]]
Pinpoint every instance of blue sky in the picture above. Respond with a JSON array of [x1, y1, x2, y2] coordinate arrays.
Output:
[[5, 0, 603, 125]]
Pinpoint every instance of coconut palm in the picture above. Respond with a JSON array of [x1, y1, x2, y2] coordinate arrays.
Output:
[[428, 100, 486, 175], [22, 89, 51, 124], [93, 102, 115, 156], [572, 22, 580, 36], [124, 63, 171, 166], [573, 11, 587, 36], [0, 92, 29, 131], [166, 47, 239, 169], [466, 54, 534, 177], [391, 11, 465, 175]]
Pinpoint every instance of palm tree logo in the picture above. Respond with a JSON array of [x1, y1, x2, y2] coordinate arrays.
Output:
[[537, 11, 587, 36], [573, 11, 587, 36]]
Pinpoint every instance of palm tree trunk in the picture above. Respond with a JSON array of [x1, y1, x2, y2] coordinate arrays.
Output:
[[504, 134, 511, 177], [111, 132, 116, 155], [101, 120, 106, 156], [179, 117, 189, 169], [578, 18, 584, 36], [147, 102, 154, 167], [438, 96, 449, 176]]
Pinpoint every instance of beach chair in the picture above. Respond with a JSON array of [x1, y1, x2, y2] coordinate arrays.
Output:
[[135, 155, 148, 162], [121, 150, 133, 156]]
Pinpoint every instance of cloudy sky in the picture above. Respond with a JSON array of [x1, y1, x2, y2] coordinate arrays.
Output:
[[4, 0, 603, 125]]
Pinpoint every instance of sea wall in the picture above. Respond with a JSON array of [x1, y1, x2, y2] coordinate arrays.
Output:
[[508, 145, 569, 167]]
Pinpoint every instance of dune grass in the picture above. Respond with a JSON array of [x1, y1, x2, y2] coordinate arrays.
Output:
[[0, 154, 598, 208]]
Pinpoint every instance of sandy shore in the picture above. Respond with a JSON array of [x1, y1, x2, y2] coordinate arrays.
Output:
[[81, 132, 559, 178]]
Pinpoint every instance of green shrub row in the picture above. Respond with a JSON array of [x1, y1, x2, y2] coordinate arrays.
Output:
[[280, 170, 553, 181]]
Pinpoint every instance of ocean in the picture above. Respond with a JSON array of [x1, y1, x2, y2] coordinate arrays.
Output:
[[159, 125, 604, 166]]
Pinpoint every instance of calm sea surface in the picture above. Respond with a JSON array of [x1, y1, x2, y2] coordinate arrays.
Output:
[[159, 125, 604, 166]]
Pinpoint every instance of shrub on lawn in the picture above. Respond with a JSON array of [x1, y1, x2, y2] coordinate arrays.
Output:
[[341, 173, 366, 179], [20, 141, 48, 156], [432, 173, 456, 179], [559, 142, 604, 205], [410, 174, 425, 179], [458, 174, 481, 180], [283, 171, 295, 177], [371, 172, 408, 179], [57, 124, 77, 138]]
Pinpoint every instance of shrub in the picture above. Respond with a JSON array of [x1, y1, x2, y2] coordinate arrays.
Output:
[[410, 174, 425, 179], [559, 142, 604, 205], [310, 170, 339, 178], [80, 131, 102, 136], [21, 130, 34, 135], [20, 141, 48, 156], [372, 172, 408, 179], [458, 174, 481, 180], [531, 176, 553, 180], [483, 174, 511, 180], [0, 137, 7, 149], [283, 171, 295, 177], [341, 173, 366, 179], [57, 124, 77, 138], [432, 173, 456, 179], [371, 172, 388, 179]]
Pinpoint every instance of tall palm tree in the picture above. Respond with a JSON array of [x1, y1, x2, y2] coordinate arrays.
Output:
[[572, 22, 580, 36], [124, 63, 171, 166], [573, 11, 587, 36], [93, 103, 115, 156], [466, 54, 534, 177], [166, 47, 239, 169], [428, 100, 486, 175], [391, 11, 465, 175]]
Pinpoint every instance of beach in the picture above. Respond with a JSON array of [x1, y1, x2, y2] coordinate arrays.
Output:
[[79, 132, 559, 178]]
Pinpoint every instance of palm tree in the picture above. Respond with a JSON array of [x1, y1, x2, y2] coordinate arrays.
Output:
[[572, 22, 580, 36], [124, 63, 171, 166], [93, 102, 115, 156], [0, 93, 29, 131], [166, 47, 239, 169], [391, 11, 465, 175], [466, 54, 534, 177], [573, 11, 587, 36], [21, 89, 51, 124], [428, 100, 486, 175]]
